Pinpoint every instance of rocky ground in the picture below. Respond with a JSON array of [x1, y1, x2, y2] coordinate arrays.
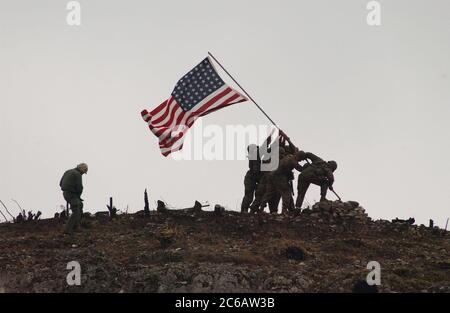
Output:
[[0, 201, 449, 293]]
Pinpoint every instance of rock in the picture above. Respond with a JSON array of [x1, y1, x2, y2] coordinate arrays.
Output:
[[347, 201, 360, 208], [157, 200, 167, 213], [285, 246, 306, 261], [214, 204, 225, 215]]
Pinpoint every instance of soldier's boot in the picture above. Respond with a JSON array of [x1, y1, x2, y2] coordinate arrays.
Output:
[[249, 203, 261, 214]]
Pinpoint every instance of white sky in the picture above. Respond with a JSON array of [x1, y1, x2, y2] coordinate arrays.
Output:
[[1, 0, 449, 226]]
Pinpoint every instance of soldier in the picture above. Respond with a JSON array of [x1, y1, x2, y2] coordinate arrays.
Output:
[[260, 149, 306, 214], [60, 163, 88, 234], [241, 135, 272, 213], [250, 134, 288, 214], [295, 153, 337, 209], [257, 130, 307, 214]]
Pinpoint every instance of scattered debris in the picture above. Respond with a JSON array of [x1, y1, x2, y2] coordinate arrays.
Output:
[[106, 197, 117, 218], [392, 217, 415, 225], [157, 200, 167, 213], [214, 204, 225, 215], [0, 200, 448, 292]]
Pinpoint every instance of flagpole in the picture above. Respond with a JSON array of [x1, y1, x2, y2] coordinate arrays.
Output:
[[208, 52, 280, 130]]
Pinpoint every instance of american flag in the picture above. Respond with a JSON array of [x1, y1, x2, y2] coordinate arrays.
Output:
[[141, 57, 248, 156]]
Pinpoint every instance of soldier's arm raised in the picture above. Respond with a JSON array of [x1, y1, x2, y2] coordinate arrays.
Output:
[[305, 152, 323, 163], [279, 130, 298, 152]]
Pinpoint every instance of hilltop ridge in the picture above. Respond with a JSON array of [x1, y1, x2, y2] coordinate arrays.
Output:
[[0, 201, 449, 293]]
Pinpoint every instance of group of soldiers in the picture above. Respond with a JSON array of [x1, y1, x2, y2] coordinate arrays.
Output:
[[58, 138, 336, 234], [241, 131, 338, 214]]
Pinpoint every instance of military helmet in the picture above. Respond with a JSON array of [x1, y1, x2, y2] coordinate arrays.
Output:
[[327, 160, 337, 171], [295, 150, 307, 160]]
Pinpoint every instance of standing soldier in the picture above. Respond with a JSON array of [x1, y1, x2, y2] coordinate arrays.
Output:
[[241, 135, 272, 213], [60, 163, 88, 234], [249, 139, 280, 214], [295, 153, 337, 209], [241, 144, 260, 213]]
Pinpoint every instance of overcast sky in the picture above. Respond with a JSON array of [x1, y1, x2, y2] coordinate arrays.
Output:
[[1, 0, 449, 226]]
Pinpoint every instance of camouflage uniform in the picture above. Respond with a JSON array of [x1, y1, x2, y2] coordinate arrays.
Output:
[[260, 152, 303, 214], [60, 168, 84, 233], [296, 153, 336, 209]]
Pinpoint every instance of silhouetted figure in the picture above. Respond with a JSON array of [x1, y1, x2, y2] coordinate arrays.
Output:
[[241, 134, 272, 213], [34, 211, 42, 220], [296, 153, 337, 209], [60, 163, 88, 234]]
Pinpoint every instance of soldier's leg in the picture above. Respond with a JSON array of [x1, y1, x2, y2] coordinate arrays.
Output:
[[65, 197, 82, 234], [274, 176, 294, 213], [250, 173, 269, 213], [241, 171, 257, 213], [259, 178, 276, 212], [320, 183, 329, 201], [77, 201, 84, 228], [268, 192, 281, 214], [281, 190, 294, 213], [295, 177, 310, 209]]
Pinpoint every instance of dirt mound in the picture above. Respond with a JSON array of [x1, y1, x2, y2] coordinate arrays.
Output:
[[0, 201, 448, 292]]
